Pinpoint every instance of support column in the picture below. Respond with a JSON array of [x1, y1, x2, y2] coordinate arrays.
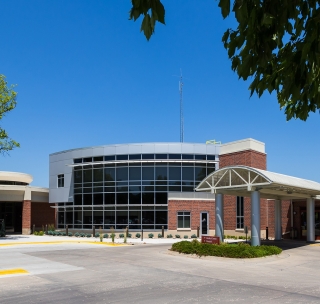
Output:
[[307, 198, 315, 242], [251, 191, 261, 246], [274, 199, 282, 240], [215, 193, 224, 242], [22, 200, 32, 235]]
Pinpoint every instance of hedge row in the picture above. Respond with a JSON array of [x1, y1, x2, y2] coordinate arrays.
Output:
[[171, 240, 282, 258]]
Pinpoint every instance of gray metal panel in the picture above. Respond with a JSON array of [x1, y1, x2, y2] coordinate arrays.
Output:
[[154, 144, 171, 153], [71, 149, 83, 159], [103, 145, 117, 155], [115, 144, 130, 155], [81, 148, 94, 157], [128, 144, 143, 154], [139, 144, 156, 153], [180, 143, 195, 154], [92, 147, 104, 156]]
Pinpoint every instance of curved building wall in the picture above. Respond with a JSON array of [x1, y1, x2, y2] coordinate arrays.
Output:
[[49, 143, 220, 230]]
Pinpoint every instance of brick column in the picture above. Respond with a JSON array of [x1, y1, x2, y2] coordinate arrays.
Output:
[[22, 200, 32, 235]]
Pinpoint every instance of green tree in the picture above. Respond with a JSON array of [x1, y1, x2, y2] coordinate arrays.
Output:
[[129, 0, 320, 121], [0, 74, 19, 153]]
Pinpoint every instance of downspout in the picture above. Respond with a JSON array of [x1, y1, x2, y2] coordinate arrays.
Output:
[[290, 200, 293, 239]]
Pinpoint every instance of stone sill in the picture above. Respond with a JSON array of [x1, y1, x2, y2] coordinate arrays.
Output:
[[177, 228, 191, 231]]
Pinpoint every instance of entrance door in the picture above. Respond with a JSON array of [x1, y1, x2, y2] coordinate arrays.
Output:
[[0, 202, 22, 234], [201, 212, 208, 235]]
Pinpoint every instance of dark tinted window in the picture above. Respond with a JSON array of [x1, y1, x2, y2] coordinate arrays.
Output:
[[93, 156, 103, 161], [207, 155, 215, 160], [105, 155, 115, 161], [116, 155, 128, 160], [142, 154, 154, 159], [129, 154, 141, 160], [168, 154, 181, 159], [83, 157, 92, 162], [74, 158, 82, 163], [182, 154, 194, 160], [194, 155, 206, 160]]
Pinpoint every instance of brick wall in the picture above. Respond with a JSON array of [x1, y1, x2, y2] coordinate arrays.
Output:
[[31, 202, 56, 229], [22, 200, 31, 235], [220, 149, 266, 170], [168, 200, 215, 230]]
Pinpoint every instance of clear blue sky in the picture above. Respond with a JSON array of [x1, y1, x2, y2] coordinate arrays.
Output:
[[1, 0, 320, 187]]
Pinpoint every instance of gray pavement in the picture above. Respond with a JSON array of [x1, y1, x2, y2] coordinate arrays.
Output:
[[0, 237, 320, 303]]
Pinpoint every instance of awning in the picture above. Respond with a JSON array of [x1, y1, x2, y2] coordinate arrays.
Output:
[[195, 166, 320, 200]]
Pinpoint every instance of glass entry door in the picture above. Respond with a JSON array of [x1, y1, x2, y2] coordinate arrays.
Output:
[[201, 212, 208, 235]]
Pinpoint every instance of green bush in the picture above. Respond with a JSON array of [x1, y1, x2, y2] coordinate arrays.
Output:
[[80, 232, 85, 237], [62, 232, 67, 236], [148, 233, 154, 238], [184, 235, 188, 239], [175, 234, 181, 238], [167, 234, 173, 238], [119, 233, 124, 238], [158, 233, 163, 238], [127, 233, 132, 238], [135, 233, 141, 238], [48, 230, 53, 235], [75, 232, 80, 237], [95, 232, 100, 238], [171, 240, 282, 258], [191, 234, 197, 239], [86, 234, 91, 238], [48, 224, 55, 231], [68, 232, 73, 237], [103, 233, 109, 238]]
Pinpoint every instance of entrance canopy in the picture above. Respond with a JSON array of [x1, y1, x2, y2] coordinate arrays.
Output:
[[196, 166, 320, 200]]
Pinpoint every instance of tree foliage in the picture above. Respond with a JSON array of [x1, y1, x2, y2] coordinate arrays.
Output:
[[0, 75, 19, 153], [130, 0, 320, 121]]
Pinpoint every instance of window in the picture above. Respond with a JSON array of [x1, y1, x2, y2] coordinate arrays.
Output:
[[57, 174, 64, 188], [236, 196, 244, 229], [177, 211, 190, 228]]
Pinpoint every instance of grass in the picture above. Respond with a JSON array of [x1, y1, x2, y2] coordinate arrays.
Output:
[[171, 240, 282, 258]]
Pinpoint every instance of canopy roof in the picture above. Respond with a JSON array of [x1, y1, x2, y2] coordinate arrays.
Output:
[[195, 166, 320, 200]]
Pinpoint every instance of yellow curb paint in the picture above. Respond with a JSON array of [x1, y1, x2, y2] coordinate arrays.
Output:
[[0, 268, 29, 276]]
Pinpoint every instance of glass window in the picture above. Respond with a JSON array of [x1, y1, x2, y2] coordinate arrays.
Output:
[[74, 210, 82, 228], [142, 210, 154, 225], [117, 193, 128, 204], [194, 155, 206, 160], [116, 155, 128, 160], [129, 154, 141, 160], [83, 194, 92, 205], [129, 210, 141, 229], [155, 192, 167, 204], [142, 154, 154, 159], [177, 211, 190, 228], [182, 167, 194, 180], [104, 193, 115, 205], [155, 211, 167, 224], [142, 192, 154, 204], [142, 167, 154, 180], [129, 192, 141, 204], [83, 157, 92, 162], [93, 193, 103, 205], [93, 156, 103, 161], [74, 171, 82, 183], [116, 210, 128, 229], [74, 158, 82, 163], [129, 167, 141, 180], [195, 167, 206, 181], [155, 166, 167, 180], [207, 155, 215, 160], [58, 211, 65, 228], [104, 167, 115, 181], [83, 210, 92, 225], [57, 174, 64, 188], [237, 196, 244, 229], [93, 168, 103, 182], [83, 169, 92, 182], [74, 194, 82, 205], [66, 212, 73, 225], [105, 155, 115, 161], [116, 167, 128, 181], [169, 167, 181, 180], [182, 154, 193, 160], [168, 154, 181, 159], [93, 211, 103, 225], [155, 154, 167, 159]]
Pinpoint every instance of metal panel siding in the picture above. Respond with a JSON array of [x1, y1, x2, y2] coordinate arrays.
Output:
[[128, 145, 143, 154], [103, 145, 117, 155], [92, 147, 104, 156]]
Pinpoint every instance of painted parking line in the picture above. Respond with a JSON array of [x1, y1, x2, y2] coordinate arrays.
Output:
[[0, 268, 29, 276], [0, 241, 126, 247]]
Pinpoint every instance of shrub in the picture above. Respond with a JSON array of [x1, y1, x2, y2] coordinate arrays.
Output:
[[148, 233, 154, 238], [175, 234, 181, 238], [103, 233, 109, 238], [80, 232, 85, 237], [167, 234, 173, 238], [75, 232, 80, 237], [171, 241, 282, 258], [158, 233, 163, 238], [62, 232, 67, 236], [95, 232, 100, 238], [119, 233, 124, 238], [86, 234, 91, 238], [110, 227, 115, 243], [127, 233, 132, 238], [135, 233, 141, 238], [48, 230, 53, 236], [48, 224, 55, 231], [68, 232, 73, 237], [184, 235, 188, 239], [191, 234, 197, 239]]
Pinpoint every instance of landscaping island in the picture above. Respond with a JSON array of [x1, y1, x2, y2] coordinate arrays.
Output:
[[171, 240, 282, 258]]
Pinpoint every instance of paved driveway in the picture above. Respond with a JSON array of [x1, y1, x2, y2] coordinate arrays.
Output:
[[0, 240, 320, 303]]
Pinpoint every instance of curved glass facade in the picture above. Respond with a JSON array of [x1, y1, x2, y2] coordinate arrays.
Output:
[[56, 152, 217, 230]]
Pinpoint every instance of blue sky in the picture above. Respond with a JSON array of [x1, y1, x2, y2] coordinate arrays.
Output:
[[1, 0, 320, 187]]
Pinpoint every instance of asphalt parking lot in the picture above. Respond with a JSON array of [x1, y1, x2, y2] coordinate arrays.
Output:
[[1, 238, 320, 303]]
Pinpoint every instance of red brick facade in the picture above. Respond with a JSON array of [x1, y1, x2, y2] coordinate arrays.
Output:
[[22, 200, 32, 234], [31, 202, 56, 230]]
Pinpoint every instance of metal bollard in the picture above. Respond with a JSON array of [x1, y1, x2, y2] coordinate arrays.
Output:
[[141, 229, 143, 241], [266, 226, 268, 240], [93, 226, 95, 237], [162, 226, 164, 238], [197, 226, 200, 237], [33, 224, 35, 234], [66, 225, 68, 236], [45, 224, 48, 235], [126, 226, 128, 237]]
